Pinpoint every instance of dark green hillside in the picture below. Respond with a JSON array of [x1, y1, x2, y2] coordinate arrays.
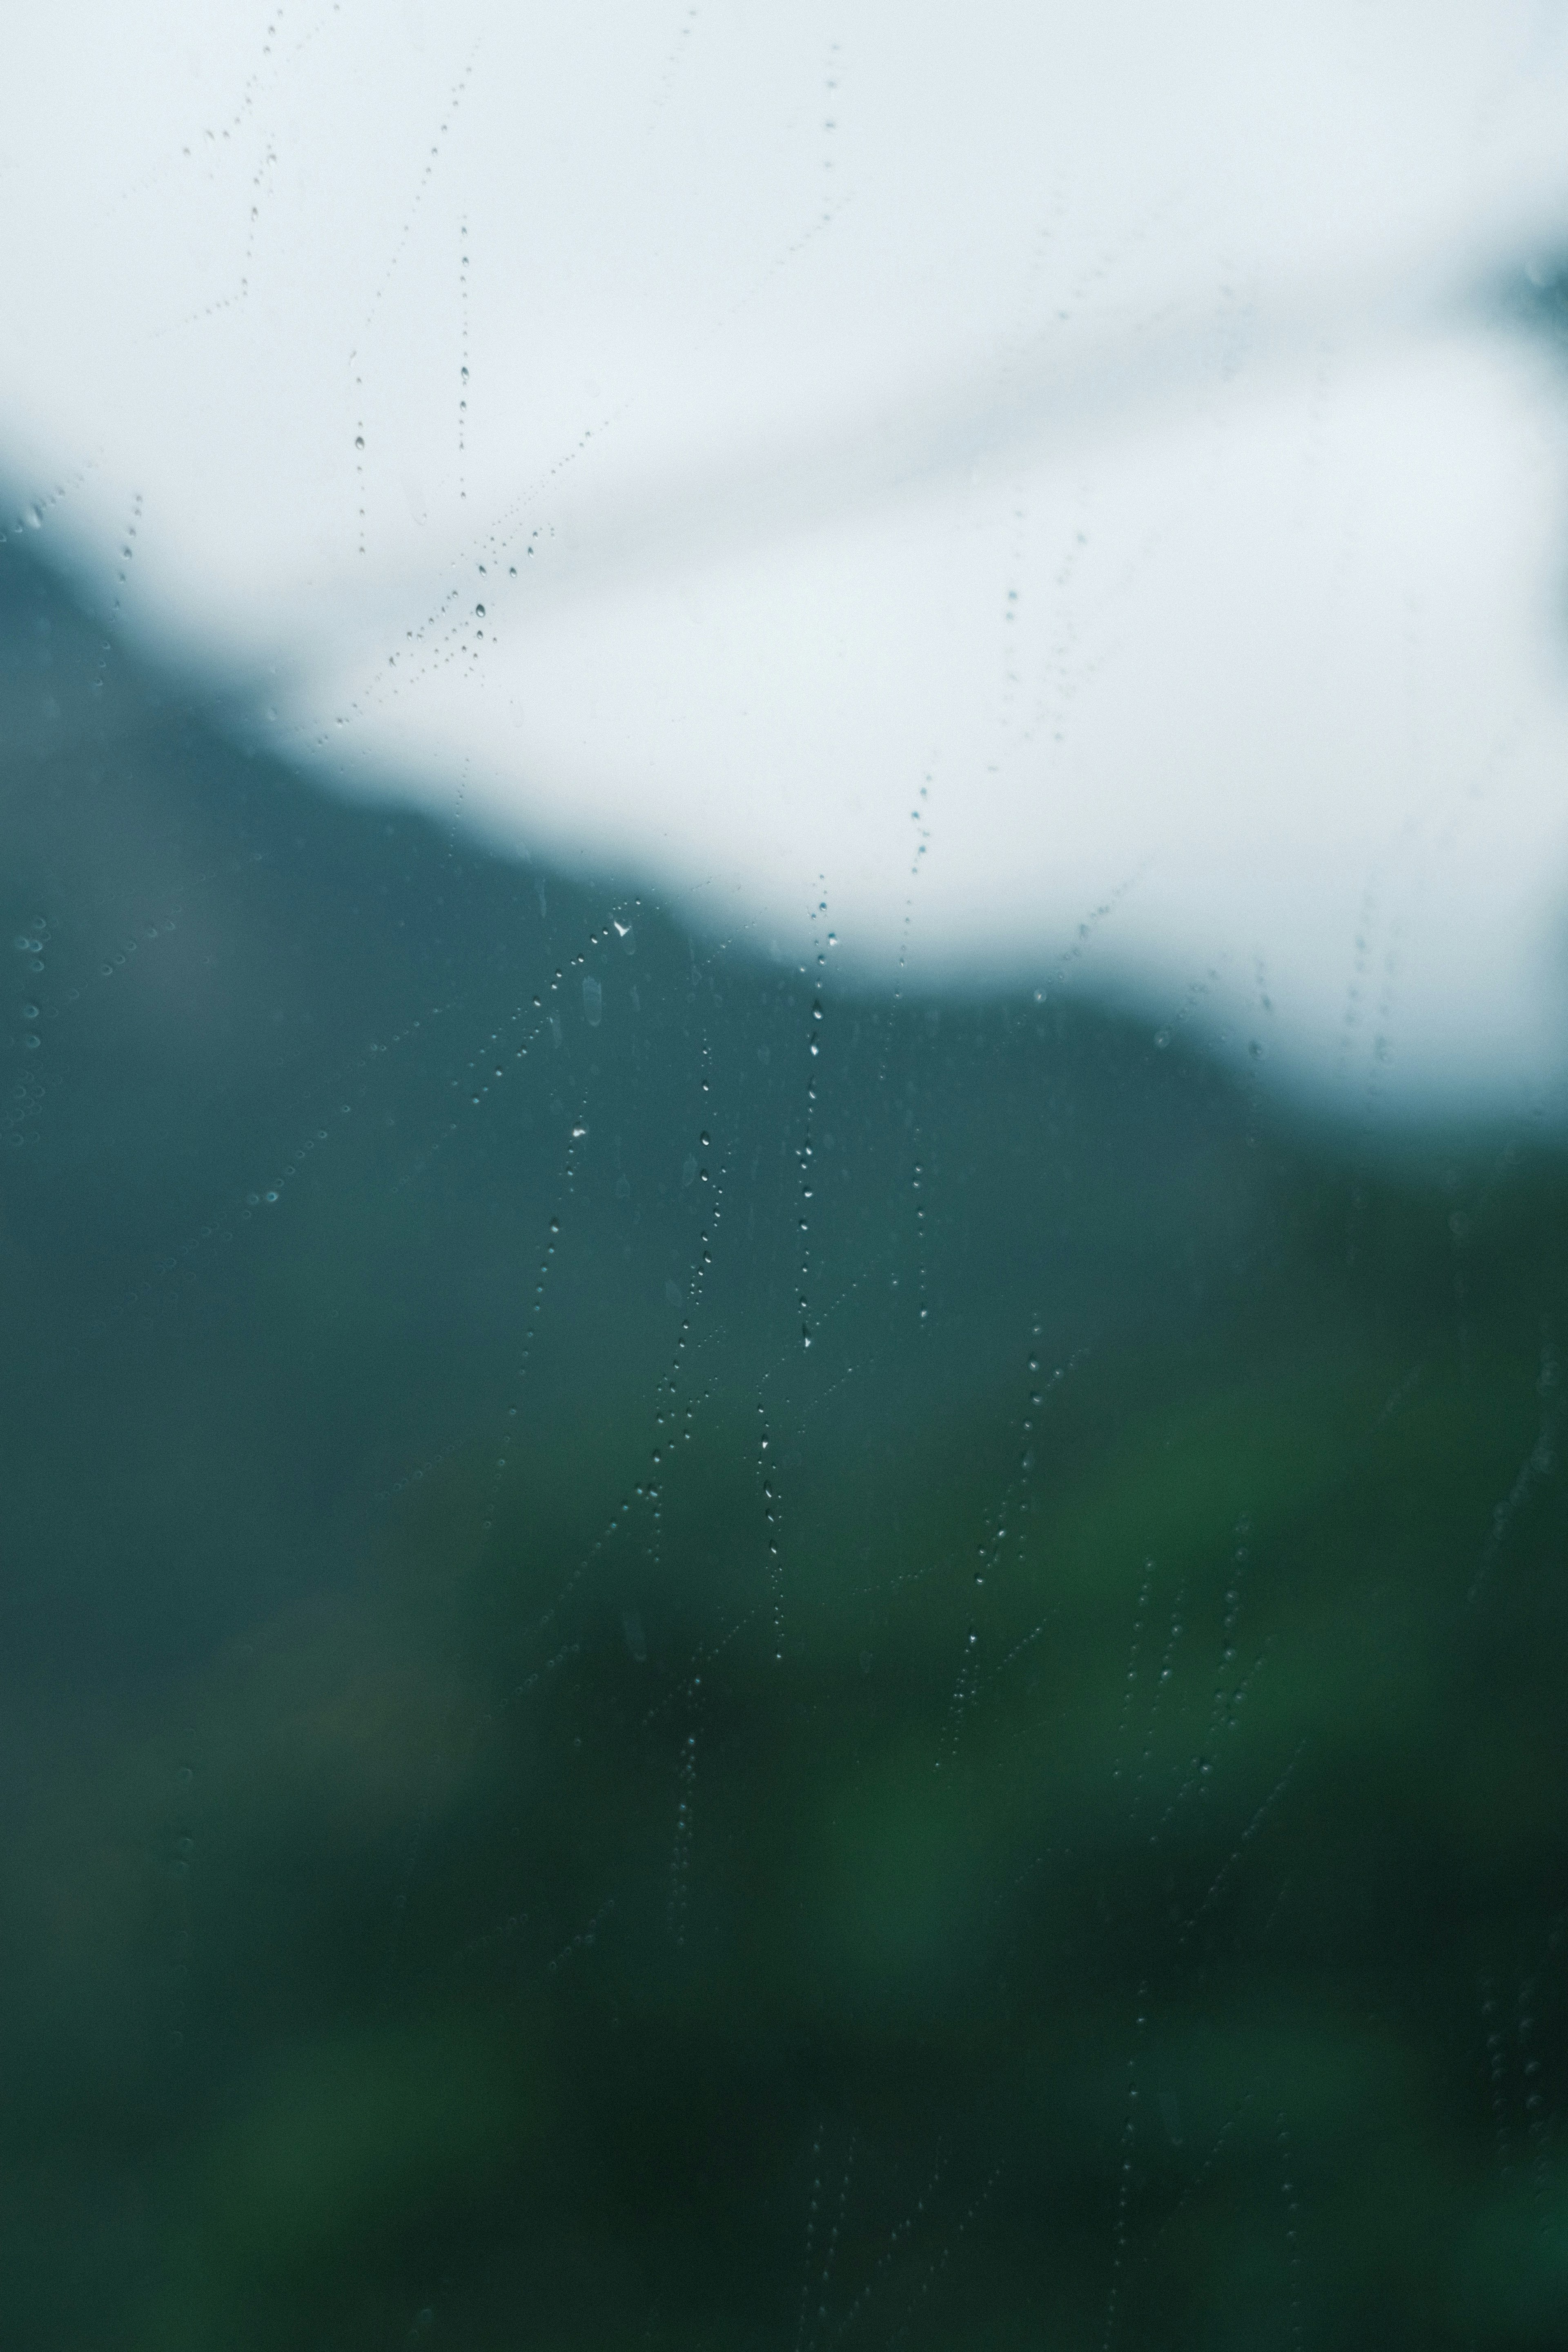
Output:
[[3, 533, 1566, 2348]]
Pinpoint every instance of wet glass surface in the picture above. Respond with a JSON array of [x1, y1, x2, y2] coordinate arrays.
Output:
[[5, 13, 1568, 2348]]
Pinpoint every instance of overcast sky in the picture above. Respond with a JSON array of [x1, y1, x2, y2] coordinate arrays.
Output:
[[7, 2, 1568, 1118]]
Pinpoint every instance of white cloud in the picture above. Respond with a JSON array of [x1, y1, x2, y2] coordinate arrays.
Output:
[[6, 1, 1568, 1114]]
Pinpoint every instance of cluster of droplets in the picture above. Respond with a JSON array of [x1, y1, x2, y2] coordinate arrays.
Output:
[[113, 490, 142, 613], [240, 1125, 332, 1217], [641, 1062, 725, 1570], [338, 58, 476, 575], [942, 1342, 1048, 1765], [1181, 1740, 1306, 1947], [882, 776, 926, 1059], [1147, 1514, 1256, 1841], [1036, 870, 1144, 1011], [2, 467, 91, 548], [1099, 2005, 1145, 2352], [1200, 1517, 1252, 1764], [1149, 957, 1221, 1056], [1479, 1966, 1558, 2214], [1337, 873, 1380, 1076], [375, 1425, 474, 1507], [115, 998, 467, 1327], [508, 1505, 639, 1693], [3, 1067, 45, 1152], [986, 1337, 1094, 1685], [5, 915, 51, 1152], [757, 1397, 784, 1658], [1519, 1975, 1552, 2209], [888, 2163, 1003, 2343], [650, 4, 699, 117], [822, 42, 840, 187], [793, 2129, 855, 2352], [455, 910, 633, 1110], [481, 1106, 588, 1537], [511, 1631, 583, 1704], [938, 1621, 980, 1773], [666, 1732, 697, 1946], [1277, 2112, 1304, 2348], [1150, 1523, 1281, 1858], [638, 1609, 753, 1740], [356, 345, 626, 730], [1113, 1561, 1155, 1788], [546, 1896, 614, 1979], [797, 884, 831, 1348], [794, 2136, 827, 2352], [911, 1147, 927, 1325], [470, 914, 649, 1583], [237, 106, 280, 307], [458, 217, 469, 501], [829, 2149, 948, 2345], [1468, 1330, 1560, 1605], [1134, 1586, 1187, 1837], [354, 58, 475, 345], [120, 1112, 335, 1322], [1240, 950, 1275, 1131], [141, 13, 295, 342], [1481, 1975, 1512, 2184], [163, 1751, 198, 2058]]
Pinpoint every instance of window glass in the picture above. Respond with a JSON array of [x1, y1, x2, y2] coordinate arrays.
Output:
[[4, 11, 1568, 2345]]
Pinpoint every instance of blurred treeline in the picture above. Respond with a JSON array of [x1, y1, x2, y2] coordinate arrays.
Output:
[[2, 536, 1567, 2348]]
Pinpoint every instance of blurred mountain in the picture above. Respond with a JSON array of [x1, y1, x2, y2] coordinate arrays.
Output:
[[0, 530, 1279, 1687], [2, 530, 1568, 2350]]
